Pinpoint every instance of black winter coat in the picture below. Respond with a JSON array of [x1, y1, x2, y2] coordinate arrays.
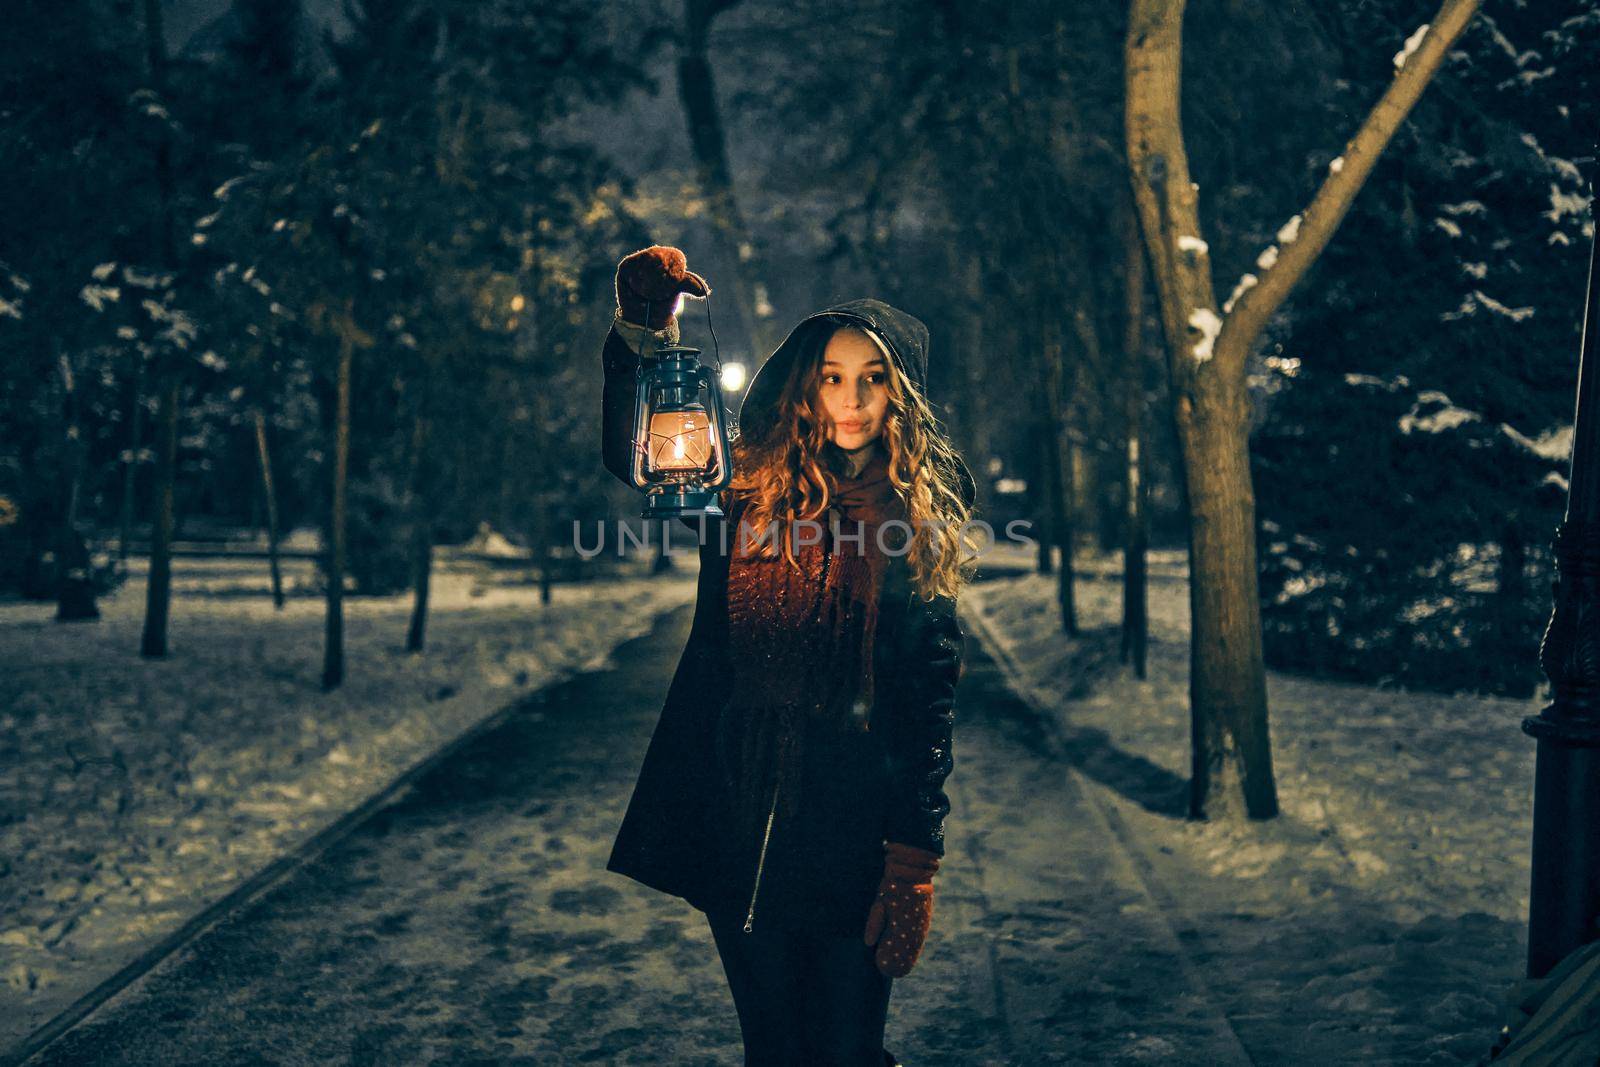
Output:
[[598, 304, 965, 939]]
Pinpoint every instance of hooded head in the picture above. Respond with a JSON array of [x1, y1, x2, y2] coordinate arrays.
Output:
[[736, 298, 977, 508]]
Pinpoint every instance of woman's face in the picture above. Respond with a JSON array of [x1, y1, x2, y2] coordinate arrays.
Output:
[[816, 327, 890, 451]]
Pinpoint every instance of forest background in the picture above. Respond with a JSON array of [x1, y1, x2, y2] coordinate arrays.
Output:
[[2, 0, 1595, 786]]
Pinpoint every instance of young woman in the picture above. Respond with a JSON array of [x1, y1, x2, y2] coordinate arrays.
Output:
[[599, 246, 977, 1067]]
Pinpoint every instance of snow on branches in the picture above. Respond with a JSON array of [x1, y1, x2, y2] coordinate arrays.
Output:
[[0, 262, 27, 320], [79, 262, 198, 353], [1223, 214, 1303, 320], [80, 283, 120, 312], [1500, 422, 1572, 463], [1224, 273, 1258, 315], [1398, 390, 1479, 434], [1189, 306, 1223, 364], [1393, 24, 1430, 71], [1440, 289, 1535, 323]]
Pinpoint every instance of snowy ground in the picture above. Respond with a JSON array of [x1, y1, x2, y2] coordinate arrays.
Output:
[[2, 535, 1552, 1062], [963, 543, 1542, 1062], [18, 593, 1261, 1066], [0, 552, 696, 1050]]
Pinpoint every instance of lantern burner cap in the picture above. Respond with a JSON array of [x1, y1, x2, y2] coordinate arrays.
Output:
[[644, 487, 725, 520]]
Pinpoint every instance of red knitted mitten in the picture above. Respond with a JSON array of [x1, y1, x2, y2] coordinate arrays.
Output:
[[862, 840, 941, 978], [615, 245, 711, 331]]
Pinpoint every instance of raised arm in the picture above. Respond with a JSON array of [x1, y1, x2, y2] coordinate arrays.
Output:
[[601, 246, 723, 540], [599, 313, 675, 490]]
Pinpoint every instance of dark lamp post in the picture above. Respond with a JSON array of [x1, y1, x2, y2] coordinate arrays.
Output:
[[628, 341, 733, 520], [1523, 152, 1600, 980]]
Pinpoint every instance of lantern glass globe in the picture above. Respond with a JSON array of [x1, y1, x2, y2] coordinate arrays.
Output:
[[647, 409, 715, 473]]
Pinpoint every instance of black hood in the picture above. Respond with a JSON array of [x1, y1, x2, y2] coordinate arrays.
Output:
[[736, 298, 976, 507]]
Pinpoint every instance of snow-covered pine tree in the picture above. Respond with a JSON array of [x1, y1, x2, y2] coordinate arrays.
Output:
[[1254, 0, 1596, 697]]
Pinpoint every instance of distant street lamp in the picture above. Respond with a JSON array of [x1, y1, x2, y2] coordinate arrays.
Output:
[[1524, 149, 1600, 980], [627, 342, 733, 520]]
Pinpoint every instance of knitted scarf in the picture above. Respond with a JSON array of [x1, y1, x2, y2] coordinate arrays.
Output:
[[716, 446, 904, 845]]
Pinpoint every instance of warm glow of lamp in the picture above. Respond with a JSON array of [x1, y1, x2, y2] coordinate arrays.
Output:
[[628, 340, 732, 519], [720, 361, 747, 393], [647, 408, 715, 472]]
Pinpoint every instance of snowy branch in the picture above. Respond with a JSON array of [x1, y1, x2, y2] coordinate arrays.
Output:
[[1440, 290, 1535, 322], [1214, 0, 1483, 377], [1188, 307, 1222, 364], [1500, 422, 1571, 461], [1398, 390, 1480, 434], [1393, 24, 1430, 70]]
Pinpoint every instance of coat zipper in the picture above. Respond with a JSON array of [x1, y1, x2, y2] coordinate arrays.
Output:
[[743, 528, 837, 934], [743, 773, 781, 933]]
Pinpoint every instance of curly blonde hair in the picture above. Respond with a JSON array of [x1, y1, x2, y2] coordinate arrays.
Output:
[[726, 321, 978, 601]]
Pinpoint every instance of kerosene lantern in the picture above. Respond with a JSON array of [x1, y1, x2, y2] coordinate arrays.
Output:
[[627, 341, 734, 519]]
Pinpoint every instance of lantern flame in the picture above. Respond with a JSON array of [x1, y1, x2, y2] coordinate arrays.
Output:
[[647, 410, 715, 473]]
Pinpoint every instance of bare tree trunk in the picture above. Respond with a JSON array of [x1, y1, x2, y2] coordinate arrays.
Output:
[[943, 246, 991, 477], [679, 0, 774, 359], [533, 487, 555, 607], [1498, 518, 1530, 696], [1064, 451, 1082, 633], [962, 259, 991, 475], [408, 531, 434, 651], [537, 483, 556, 604], [1128, 1, 1277, 820], [1099, 450, 1126, 554], [118, 352, 146, 564], [322, 316, 354, 691], [140, 377, 179, 656], [56, 348, 98, 621], [1041, 316, 1079, 635], [138, 0, 179, 657], [253, 410, 285, 610], [1068, 298, 1107, 547], [406, 413, 431, 653], [1031, 391, 1054, 575], [1035, 515, 1054, 572], [495, 429, 514, 532], [519, 303, 558, 608], [58, 352, 81, 544], [1121, 192, 1149, 679], [1126, 0, 1479, 819]]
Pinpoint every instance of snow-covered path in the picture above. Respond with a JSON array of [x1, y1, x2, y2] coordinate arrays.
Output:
[[20, 591, 1255, 1066], [964, 546, 1536, 1063], [1, 563, 695, 1053], [911, 630, 1252, 1065], [7, 545, 1546, 1063]]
